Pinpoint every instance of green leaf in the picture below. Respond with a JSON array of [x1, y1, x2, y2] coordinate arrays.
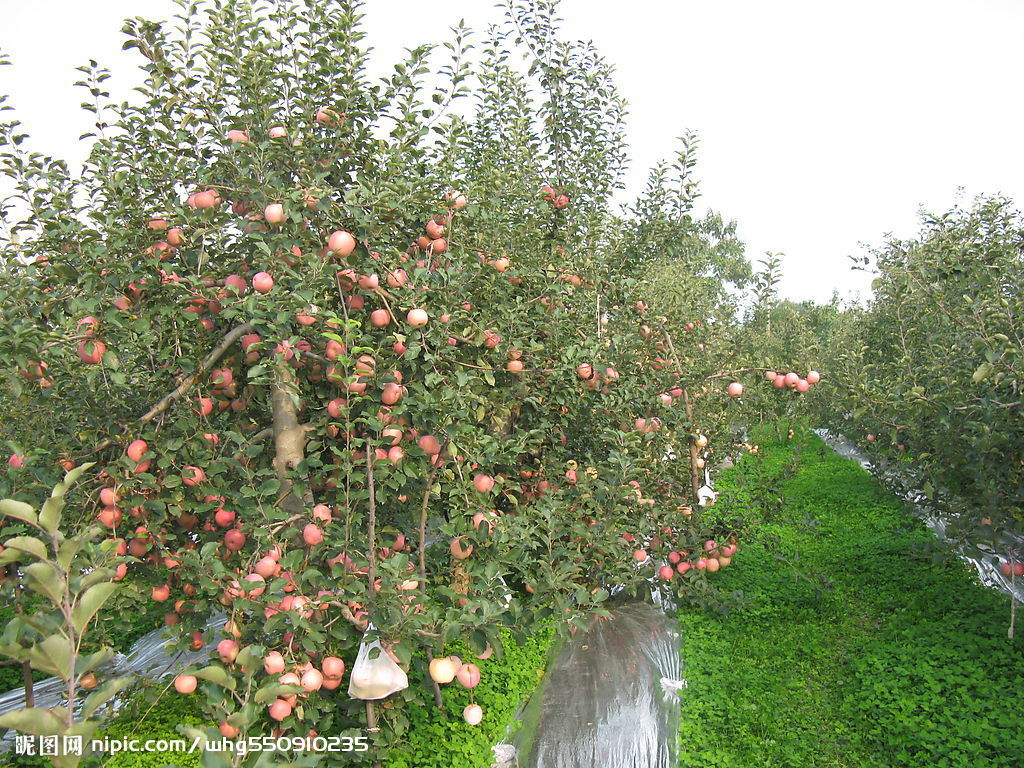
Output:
[[0, 536, 46, 562], [71, 582, 119, 634], [38, 497, 64, 537], [972, 361, 994, 383], [0, 707, 65, 736], [194, 664, 236, 691], [39, 462, 94, 536], [30, 634, 72, 679], [61, 462, 95, 490], [0, 499, 38, 527], [76, 648, 114, 675], [81, 676, 133, 719], [255, 682, 302, 705], [25, 561, 65, 604]]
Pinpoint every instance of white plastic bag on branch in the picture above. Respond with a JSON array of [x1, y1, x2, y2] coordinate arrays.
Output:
[[348, 625, 408, 700]]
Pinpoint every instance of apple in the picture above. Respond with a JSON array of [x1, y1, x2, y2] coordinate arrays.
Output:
[[784, 372, 800, 387], [658, 565, 674, 580], [252, 272, 274, 294], [190, 189, 221, 209], [456, 663, 480, 688], [264, 652, 286, 675], [322, 657, 345, 679], [264, 203, 286, 225], [706, 558, 721, 573], [174, 674, 198, 694], [303, 524, 323, 546], [296, 667, 323, 692], [217, 639, 239, 663], [577, 363, 593, 379], [225, 528, 246, 551], [219, 722, 239, 739], [381, 383, 403, 405], [1001, 562, 1024, 578], [77, 339, 106, 365], [7, 454, 24, 469], [315, 107, 342, 125], [425, 220, 445, 239], [419, 435, 442, 455], [633, 549, 648, 562], [370, 309, 391, 327], [553, 194, 569, 209], [387, 268, 408, 288], [796, 378, 810, 393], [268, 698, 292, 721], [429, 657, 458, 684], [182, 466, 205, 486], [727, 382, 744, 398], [80, 672, 98, 690], [463, 704, 483, 725], [407, 308, 429, 327], [152, 584, 171, 601], [328, 230, 356, 257], [806, 370, 821, 384], [225, 274, 248, 294], [449, 537, 474, 560], [268, 126, 287, 138], [227, 129, 249, 143], [473, 474, 494, 493], [127, 440, 148, 464]]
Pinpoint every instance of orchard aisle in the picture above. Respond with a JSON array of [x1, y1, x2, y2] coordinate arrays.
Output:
[[675, 430, 1024, 768]]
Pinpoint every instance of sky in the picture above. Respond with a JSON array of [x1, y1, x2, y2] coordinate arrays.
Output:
[[2, 0, 1022, 304]]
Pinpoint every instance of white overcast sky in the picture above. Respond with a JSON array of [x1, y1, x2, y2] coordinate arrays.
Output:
[[2, 1, 1023, 304]]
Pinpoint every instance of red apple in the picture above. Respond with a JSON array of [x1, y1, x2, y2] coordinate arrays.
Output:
[[328, 230, 356, 257], [264, 651, 286, 675], [77, 339, 106, 365], [174, 674, 198, 694], [126, 439, 148, 463], [268, 698, 292, 721], [252, 272, 274, 294]]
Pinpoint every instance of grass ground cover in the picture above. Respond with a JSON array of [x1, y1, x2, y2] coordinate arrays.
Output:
[[678, 429, 1024, 768]]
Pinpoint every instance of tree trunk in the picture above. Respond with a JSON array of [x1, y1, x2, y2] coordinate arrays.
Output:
[[681, 389, 702, 506], [271, 363, 311, 515]]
